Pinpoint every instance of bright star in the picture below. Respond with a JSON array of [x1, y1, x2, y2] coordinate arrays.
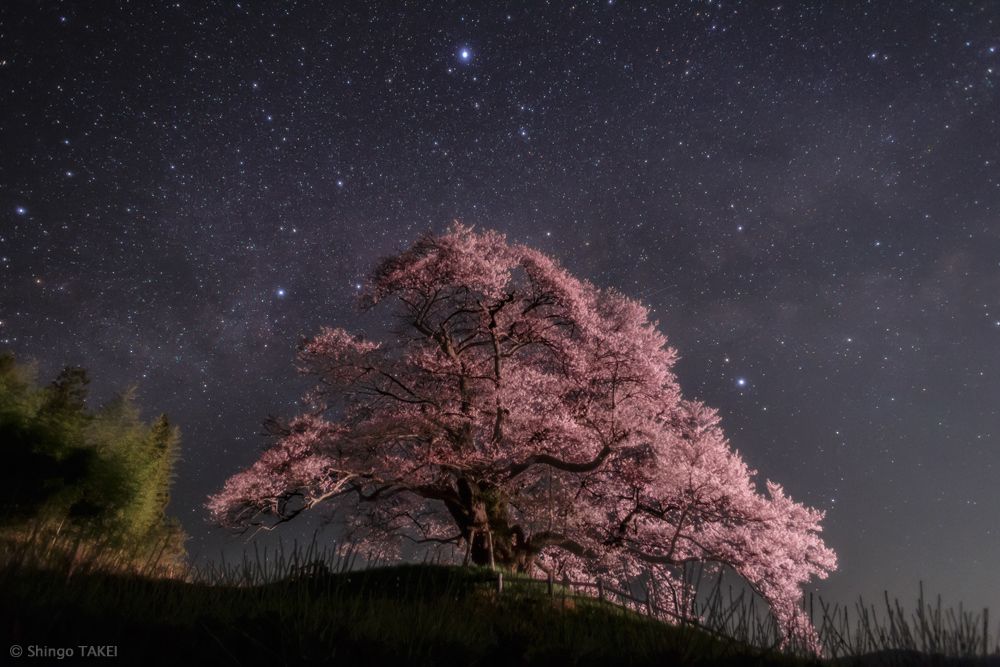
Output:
[[736, 378, 748, 388], [15, 206, 27, 215], [276, 288, 286, 298], [458, 48, 471, 62]]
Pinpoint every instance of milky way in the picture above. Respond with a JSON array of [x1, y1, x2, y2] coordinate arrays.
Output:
[[2, 2, 998, 612]]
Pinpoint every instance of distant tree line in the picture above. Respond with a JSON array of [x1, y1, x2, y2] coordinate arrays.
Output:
[[0, 352, 186, 567]]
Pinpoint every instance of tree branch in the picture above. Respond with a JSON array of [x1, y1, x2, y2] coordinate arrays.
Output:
[[506, 444, 613, 479]]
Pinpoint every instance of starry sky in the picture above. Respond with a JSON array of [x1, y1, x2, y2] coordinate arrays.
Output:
[[2, 1, 998, 614]]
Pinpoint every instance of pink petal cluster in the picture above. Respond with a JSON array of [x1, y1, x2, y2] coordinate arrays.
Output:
[[207, 222, 837, 651]]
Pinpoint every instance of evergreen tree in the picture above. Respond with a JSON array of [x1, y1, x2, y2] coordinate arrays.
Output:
[[0, 352, 187, 566]]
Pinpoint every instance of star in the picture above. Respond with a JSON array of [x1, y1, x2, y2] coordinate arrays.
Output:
[[3, 0, 998, 626]]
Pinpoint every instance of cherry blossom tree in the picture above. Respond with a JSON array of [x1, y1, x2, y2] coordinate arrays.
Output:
[[207, 223, 836, 649]]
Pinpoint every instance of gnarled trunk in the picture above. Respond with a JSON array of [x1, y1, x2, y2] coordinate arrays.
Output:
[[452, 477, 533, 572]]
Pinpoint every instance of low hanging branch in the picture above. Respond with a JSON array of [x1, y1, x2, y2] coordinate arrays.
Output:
[[207, 223, 837, 653]]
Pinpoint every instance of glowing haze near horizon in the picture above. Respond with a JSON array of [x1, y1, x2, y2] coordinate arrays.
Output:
[[1, 2, 998, 613]]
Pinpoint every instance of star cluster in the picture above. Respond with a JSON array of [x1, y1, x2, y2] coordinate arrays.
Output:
[[1, 2, 998, 612]]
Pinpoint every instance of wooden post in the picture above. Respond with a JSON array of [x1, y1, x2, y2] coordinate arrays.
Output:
[[645, 581, 654, 616], [547, 573, 554, 597], [497, 571, 503, 594], [598, 579, 605, 602], [463, 529, 474, 566], [486, 528, 496, 571]]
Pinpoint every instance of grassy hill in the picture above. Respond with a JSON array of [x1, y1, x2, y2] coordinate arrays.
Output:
[[2, 560, 816, 667], [3, 553, 998, 667]]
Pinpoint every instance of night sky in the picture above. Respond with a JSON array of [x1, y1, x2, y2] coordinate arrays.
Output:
[[2, 2, 998, 614]]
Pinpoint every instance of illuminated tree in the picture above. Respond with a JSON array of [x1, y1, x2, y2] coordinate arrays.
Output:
[[208, 223, 836, 648]]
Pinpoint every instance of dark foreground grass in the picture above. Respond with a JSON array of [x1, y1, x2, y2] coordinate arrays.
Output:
[[1, 560, 814, 667], [1, 531, 998, 667]]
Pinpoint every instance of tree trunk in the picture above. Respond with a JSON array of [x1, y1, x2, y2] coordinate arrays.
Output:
[[456, 477, 533, 572]]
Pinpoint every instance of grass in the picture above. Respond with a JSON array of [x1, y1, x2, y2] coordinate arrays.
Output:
[[665, 564, 1000, 664], [0, 531, 802, 666], [1, 531, 998, 666], [1, 564, 800, 666]]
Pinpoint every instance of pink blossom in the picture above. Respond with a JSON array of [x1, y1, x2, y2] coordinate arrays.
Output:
[[207, 222, 837, 651]]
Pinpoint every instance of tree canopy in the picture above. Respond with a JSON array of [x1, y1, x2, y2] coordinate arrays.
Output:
[[0, 352, 186, 565], [207, 223, 836, 649]]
